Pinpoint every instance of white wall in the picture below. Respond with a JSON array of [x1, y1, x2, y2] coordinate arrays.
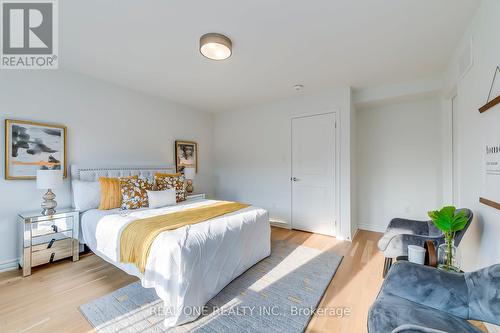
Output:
[[0, 70, 214, 271], [442, 0, 500, 272], [353, 76, 443, 108], [356, 96, 444, 232], [214, 88, 354, 240]]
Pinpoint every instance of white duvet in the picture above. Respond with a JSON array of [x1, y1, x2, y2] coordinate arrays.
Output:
[[81, 199, 270, 328]]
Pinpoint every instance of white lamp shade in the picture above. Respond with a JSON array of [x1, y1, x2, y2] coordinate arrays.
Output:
[[36, 170, 63, 189], [183, 167, 196, 180]]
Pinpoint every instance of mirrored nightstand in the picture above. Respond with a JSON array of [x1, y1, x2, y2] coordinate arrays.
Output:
[[18, 208, 80, 277], [186, 193, 206, 200]]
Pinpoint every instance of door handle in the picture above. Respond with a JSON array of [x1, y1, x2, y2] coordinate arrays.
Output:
[[291, 177, 299, 182]]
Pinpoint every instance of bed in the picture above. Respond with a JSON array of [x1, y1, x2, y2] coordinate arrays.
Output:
[[71, 165, 271, 328]]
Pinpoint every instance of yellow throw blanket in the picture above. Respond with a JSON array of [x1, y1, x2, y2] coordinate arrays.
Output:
[[120, 201, 250, 273]]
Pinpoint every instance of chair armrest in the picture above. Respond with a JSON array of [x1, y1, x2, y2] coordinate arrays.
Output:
[[378, 218, 432, 252], [382, 262, 469, 319], [391, 324, 448, 333], [378, 233, 443, 258]]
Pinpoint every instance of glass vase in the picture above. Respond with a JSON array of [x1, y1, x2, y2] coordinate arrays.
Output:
[[437, 237, 461, 272]]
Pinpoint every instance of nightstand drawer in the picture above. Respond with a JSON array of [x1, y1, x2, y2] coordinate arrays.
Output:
[[32, 237, 73, 252], [32, 230, 73, 246], [31, 217, 73, 237], [32, 242, 73, 267]]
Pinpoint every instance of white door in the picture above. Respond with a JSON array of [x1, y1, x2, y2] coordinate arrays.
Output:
[[291, 113, 336, 236]]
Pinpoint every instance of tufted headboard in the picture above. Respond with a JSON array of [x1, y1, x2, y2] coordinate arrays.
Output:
[[70, 165, 176, 181]]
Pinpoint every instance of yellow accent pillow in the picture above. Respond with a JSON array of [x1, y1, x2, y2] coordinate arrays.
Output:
[[154, 172, 186, 202], [98, 176, 137, 210]]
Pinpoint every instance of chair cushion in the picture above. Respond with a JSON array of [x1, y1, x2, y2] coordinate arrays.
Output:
[[368, 294, 482, 333], [465, 264, 500, 324], [383, 262, 469, 318]]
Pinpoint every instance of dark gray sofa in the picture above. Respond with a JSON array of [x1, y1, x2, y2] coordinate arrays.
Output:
[[368, 261, 500, 333]]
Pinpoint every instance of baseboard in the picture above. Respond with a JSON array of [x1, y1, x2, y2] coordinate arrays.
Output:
[[357, 223, 386, 233], [0, 258, 19, 273], [351, 227, 360, 241], [270, 220, 291, 229], [485, 323, 500, 333]]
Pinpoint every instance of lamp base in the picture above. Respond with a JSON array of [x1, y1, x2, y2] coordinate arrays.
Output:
[[41, 189, 57, 216], [186, 180, 194, 194]]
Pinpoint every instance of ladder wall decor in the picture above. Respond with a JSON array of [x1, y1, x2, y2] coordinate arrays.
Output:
[[479, 66, 500, 113]]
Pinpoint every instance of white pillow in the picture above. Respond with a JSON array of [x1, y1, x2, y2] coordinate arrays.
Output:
[[72, 180, 101, 211], [147, 189, 176, 208]]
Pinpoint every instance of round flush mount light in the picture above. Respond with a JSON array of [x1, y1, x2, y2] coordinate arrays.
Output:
[[199, 33, 232, 60], [293, 84, 304, 92]]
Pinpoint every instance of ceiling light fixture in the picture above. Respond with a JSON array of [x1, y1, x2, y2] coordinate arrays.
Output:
[[293, 84, 304, 92], [199, 33, 232, 60]]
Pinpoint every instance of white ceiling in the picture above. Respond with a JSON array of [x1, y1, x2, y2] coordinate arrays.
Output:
[[60, 0, 480, 112]]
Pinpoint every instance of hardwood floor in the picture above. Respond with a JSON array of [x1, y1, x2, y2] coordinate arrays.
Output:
[[271, 228, 384, 333], [0, 228, 487, 333]]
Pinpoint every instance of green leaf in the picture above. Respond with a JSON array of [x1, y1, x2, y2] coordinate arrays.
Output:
[[440, 206, 456, 220], [428, 206, 458, 233], [450, 210, 469, 232]]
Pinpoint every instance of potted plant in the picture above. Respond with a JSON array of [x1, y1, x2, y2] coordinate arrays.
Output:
[[428, 206, 469, 272]]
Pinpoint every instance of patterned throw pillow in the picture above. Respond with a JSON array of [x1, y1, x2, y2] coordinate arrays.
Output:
[[154, 173, 186, 202], [120, 177, 154, 210]]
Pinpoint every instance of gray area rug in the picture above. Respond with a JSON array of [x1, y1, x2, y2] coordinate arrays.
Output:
[[80, 241, 343, 333]]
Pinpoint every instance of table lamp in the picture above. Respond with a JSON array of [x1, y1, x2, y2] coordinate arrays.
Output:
[[183, 167, 195, 194], [36, 169, 63, 215]]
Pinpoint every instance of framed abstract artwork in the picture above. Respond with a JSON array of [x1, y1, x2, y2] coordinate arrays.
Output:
[[175, 140, 197, 173], [5, 119, 67, 180]]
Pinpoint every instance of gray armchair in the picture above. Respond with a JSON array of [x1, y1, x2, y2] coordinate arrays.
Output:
[[368, 261, 500, 333], [378, 209, 473, 277]]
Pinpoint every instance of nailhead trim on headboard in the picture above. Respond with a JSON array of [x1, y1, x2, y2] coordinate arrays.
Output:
[[70, 165, 176, 181]]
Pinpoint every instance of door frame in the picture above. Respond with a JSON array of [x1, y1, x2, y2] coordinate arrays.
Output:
[[451, 94, 461, 206], [290, 110, 340, 237], [442, 86, 459, 207]]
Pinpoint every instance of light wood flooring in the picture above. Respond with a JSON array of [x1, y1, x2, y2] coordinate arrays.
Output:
[[0, 228, 487, 333]]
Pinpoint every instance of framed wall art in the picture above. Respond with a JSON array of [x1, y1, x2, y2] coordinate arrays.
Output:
[[175, 140, 197, 173], [479, 66, 500, 210], [5, 119, 67, 180]]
